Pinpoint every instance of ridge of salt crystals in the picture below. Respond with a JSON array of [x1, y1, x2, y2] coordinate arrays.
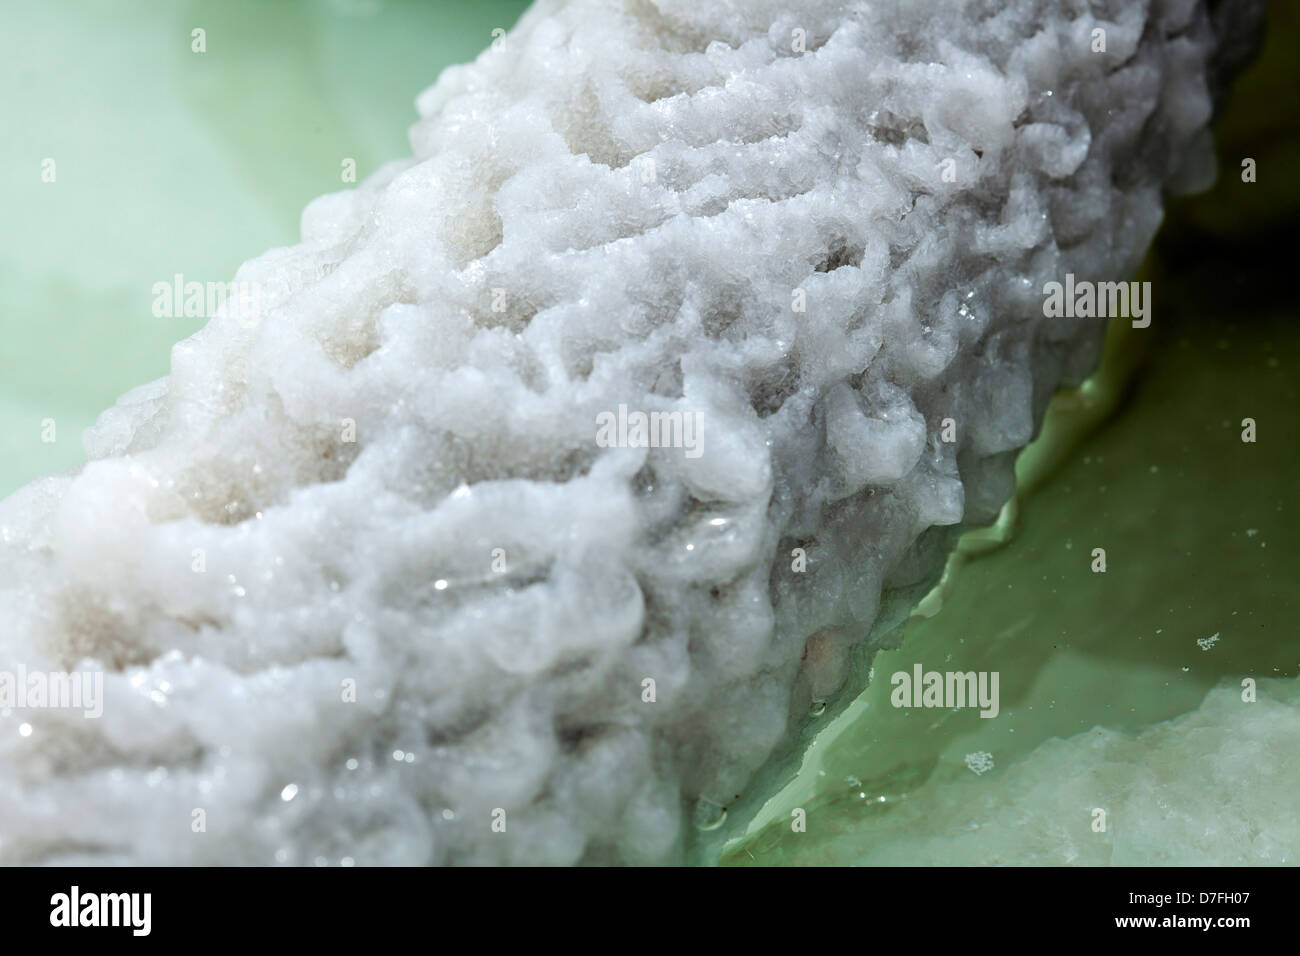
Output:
[[0, 0, 1264, 864]]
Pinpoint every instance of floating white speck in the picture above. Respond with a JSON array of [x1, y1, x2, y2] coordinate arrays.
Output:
[[965, 752, 995, 775]]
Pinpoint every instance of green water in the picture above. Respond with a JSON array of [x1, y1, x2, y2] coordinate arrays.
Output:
[[0, 0, 530, 493]]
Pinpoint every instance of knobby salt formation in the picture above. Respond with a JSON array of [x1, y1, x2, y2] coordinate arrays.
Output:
[[0, 0, 1264, 863]]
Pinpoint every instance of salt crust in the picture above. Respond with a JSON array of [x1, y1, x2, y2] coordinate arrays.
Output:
[[0, 0, 1262, 863]]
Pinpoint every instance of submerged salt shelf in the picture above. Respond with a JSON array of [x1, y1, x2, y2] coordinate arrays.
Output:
[[0, 0, 1266, 864], [741, 678, 1300, 865]]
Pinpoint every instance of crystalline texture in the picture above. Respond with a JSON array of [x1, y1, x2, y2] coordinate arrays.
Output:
[[0, 0, 1263, 864]]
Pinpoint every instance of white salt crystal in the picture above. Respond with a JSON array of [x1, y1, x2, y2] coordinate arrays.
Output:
[[0, 0, 1263, 864]]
